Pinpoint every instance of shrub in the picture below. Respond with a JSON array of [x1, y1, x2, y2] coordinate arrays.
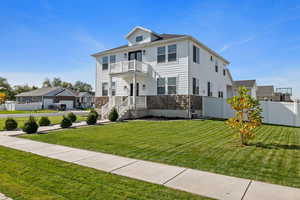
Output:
[[4, 118, 18, 131], [38, 116, 51, 126], [60, 116, 72, 128], [67, 112, 77, 123], [90, 109, 99, 119], [22, 116, 39, 134], [86, 113, 97, 125], [108, 107, 119, 122]]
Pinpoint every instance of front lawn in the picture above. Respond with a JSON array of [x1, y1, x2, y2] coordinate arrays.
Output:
[[22, 120, 300, 188], [0, 115, 86, 130], [0, 146, 209, 200], [0, 110, 57, 114]]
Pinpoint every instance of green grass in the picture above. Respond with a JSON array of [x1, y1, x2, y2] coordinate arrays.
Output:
[[0, 115, 87, 130], [0, 110, 58, 114], [0, 146, 210, 200], [22, 120, 300, 189]]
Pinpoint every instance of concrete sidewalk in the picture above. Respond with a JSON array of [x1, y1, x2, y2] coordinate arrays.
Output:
[[1, 135, 300, 200]]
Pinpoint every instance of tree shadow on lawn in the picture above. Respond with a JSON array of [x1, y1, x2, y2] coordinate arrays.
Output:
[[249, 142, 300, 150]]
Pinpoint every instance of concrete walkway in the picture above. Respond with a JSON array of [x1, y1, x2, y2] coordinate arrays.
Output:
[[0, 110, 88, 119], [0, 192, 12, 200], [1, 135, 300, 200]]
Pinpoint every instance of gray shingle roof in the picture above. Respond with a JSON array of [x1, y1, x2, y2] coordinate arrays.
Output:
[[233, 80, 256, 88], [15, 87, 64, 97]]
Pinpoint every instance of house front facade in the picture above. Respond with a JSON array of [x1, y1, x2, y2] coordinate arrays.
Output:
[[92, 26, 233, 119]]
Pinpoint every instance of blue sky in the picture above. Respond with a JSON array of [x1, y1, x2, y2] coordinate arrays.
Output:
[[0, 0, 300, 97]]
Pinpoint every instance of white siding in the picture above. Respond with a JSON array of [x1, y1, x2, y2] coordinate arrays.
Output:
[[189, 42, 232, 98]]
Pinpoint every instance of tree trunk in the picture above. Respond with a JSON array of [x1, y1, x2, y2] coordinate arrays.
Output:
[[240, 132, 247, 146]]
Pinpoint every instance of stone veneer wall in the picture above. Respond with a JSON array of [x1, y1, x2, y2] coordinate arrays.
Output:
[[146, 95, 202, 110], [95, 97, 109, 109]]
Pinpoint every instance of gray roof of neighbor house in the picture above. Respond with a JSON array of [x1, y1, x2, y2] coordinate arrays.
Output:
[[233, 80, 256, 88], [257, 86, 274, 97], [15, 87, 64, 97]]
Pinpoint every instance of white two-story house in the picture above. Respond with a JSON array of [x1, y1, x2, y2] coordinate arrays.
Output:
[[92, 26, 233, 119]]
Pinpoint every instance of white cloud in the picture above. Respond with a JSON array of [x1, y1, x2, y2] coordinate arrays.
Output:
[[219, 36, 255, 52]]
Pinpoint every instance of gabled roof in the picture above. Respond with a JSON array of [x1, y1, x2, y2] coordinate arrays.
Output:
[[257, 86, 274, 97], [15, 87, 64, 97], [233, 80, 256, 88], [125, 26, 160, 39], [91, 26, 230, 64]]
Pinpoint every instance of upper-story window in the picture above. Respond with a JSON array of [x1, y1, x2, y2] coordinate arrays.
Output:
[[157, 78, 166, 95], [193, 45, 200, 64], [112, 82, 116, 96], [157, 46, 166, 63], [207, 81, 212, 96], [168, 77, 177, 94], [102, 56, 108, 70], [110, 55, 116, 64], [215, 61, 218, 73], [168, 44, 177, 62], [218, 91, 224, 98], [223, 69, 226, 76], [136, 35, 143, 42], [210, 56, 213, 62]]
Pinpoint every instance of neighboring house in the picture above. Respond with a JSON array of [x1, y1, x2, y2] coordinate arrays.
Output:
[[75, 92, 94, 109], [232, 80, 257, 98], [257, 86, 293, 102], [92, 26, 233, 119], [16, 87, 93, 110]]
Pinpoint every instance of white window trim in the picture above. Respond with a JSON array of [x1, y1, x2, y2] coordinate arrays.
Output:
[[156, 43, 178, 65]]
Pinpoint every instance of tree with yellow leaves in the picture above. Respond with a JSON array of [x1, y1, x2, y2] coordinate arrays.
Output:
[[226, 87, 262, 146], [0, 92, 6, 104]]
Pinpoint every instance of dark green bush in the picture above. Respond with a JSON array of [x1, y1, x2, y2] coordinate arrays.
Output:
[[4, 118, 18, 131], [60, 116, 72, 128], [90, 109, 99, 119], [108, 107, 119, 122], [22, 116, 39, 134], [86, 113, 97, 125], [38, 116, 51, 126], [67, 112, 77, 123]]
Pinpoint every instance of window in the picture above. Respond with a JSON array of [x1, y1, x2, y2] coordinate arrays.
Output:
[[168, 44, 177, 62], [193, 45, 200, 63], [157, 78, 166, 95], [207, 82, 212, 96], [215, 61, 218, 73], [112, 82, 116, 96], [193, 78, 199, 95], [223, 69, 226, 76], [102, 82, 108, 96], [136, 35, 143, 42], [157, 47, 166, 63], [102, 57, 108, 70], [218, 91, 224, 98], [168, 77, 177, 94], [110, 55, 116, 64], [210, 56, 213, 62]]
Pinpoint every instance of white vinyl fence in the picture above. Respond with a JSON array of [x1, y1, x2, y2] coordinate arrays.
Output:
[[203, 97, 300, 127], [3, 102, 42, 111], [0, 104, 5, 110]]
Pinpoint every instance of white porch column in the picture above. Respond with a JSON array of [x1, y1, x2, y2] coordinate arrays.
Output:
[[133, 60, 136, 109]]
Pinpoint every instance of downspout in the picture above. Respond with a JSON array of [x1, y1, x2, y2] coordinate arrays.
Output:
[[187, 40, 191, 119]]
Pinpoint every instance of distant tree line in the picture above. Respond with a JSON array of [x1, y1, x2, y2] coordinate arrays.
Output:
[[0, 76, 93, 101]]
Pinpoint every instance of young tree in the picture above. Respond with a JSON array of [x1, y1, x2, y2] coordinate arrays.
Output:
[[0, 92, 6, 104], [226, 87, 263, 146], [74, 81, 92, 92], [0, 77, 14, 100], [52, 77, 62, 87]]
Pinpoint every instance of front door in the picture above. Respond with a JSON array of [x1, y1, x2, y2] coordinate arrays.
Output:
[[128, 50, 142, 62], [130, 83, 139, 96]]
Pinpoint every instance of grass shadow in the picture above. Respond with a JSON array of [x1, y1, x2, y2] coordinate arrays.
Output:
[[249, 142, 300, 150]]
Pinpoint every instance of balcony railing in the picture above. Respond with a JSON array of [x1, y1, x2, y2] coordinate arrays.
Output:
[[109, 60, 150, 75]]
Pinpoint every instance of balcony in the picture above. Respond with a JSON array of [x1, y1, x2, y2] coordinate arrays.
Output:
[[109, 60, 156, 78]]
